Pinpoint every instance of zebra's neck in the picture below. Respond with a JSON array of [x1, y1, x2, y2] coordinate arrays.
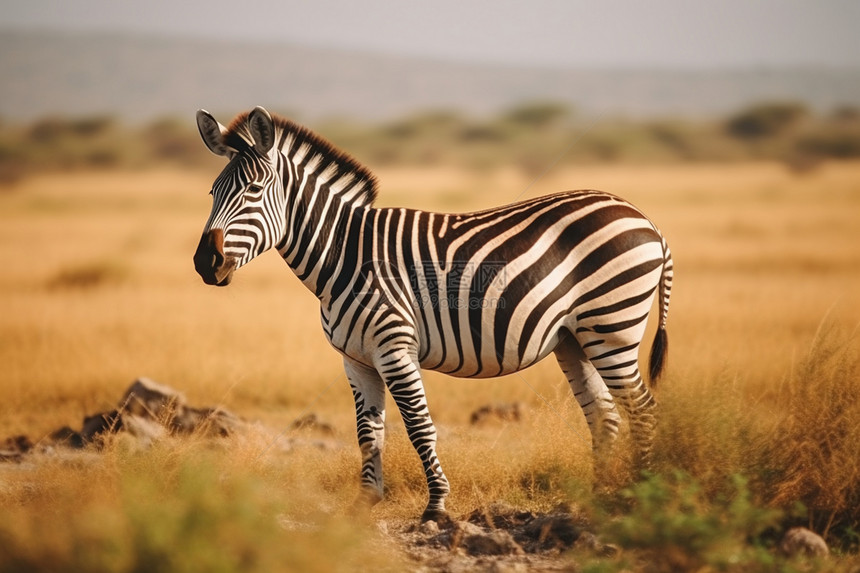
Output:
[[273, 126, 377, 299]]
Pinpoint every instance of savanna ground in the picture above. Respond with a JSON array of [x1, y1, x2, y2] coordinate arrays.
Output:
[[1, 160, 859, 571]]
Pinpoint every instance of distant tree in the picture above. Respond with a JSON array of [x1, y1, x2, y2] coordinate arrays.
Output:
[[457, 123, 508, 143], [796, 130, 860, 159], [28, 116, 115, 143], [145, 117, 203, 161], [68, 116, 115, 137], [726, 102, 808, 139], [831, 105, 860, 123], [502, 101, 570, 130], [382, 110, 462, 140]]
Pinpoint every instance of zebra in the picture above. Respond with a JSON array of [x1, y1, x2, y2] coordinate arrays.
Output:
[[193, 106, 673, 522]]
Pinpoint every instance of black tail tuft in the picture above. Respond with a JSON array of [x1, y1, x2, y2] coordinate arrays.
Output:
[[648, 327, 668, 388]]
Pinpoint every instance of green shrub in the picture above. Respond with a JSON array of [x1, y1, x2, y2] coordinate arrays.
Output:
[[0, 451, 400, 573], [726, 102, 808, 140], [599, 471, 782, 571]]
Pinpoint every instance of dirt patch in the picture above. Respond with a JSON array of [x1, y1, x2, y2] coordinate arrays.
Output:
[[383, 501, 617, 572]]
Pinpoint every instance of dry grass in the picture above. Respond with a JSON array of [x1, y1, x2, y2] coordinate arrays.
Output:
[[1, 162, 859, 569]]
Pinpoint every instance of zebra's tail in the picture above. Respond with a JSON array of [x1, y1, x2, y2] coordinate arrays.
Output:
[[648, 236, 673, 387]]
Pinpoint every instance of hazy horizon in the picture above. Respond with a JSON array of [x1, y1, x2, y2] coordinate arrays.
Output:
[[3, 2, 859, 122], [3, 0, 859, 70]]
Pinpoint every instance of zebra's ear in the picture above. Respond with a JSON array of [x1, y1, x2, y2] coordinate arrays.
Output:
[[248, 106, 275, 155], [196, 110, 232, 157]]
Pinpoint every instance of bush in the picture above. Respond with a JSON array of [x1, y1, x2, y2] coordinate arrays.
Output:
[[726, 102, 808, 139], [0, 449, 400, 573], [598, 472, 782, 571], [502, 101, 570, 130], [764, 322, 860, 547], [47, 260, 130, 290], [796, 129, 860, 159], [1, 101, 859, 183]]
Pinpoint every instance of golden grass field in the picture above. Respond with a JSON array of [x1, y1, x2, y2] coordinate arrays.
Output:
[[1, 161, 859, 571]]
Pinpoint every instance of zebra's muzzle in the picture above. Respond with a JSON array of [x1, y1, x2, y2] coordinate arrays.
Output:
[[193, 228, 236, 287]]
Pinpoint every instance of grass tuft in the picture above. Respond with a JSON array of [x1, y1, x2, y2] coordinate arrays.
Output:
[[0, 444, 404, 573], [46, 259, 130, 290]]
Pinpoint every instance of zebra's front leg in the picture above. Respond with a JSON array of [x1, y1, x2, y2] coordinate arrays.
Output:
[[378, 352, 450, 523], [344, 358, 387, 508]]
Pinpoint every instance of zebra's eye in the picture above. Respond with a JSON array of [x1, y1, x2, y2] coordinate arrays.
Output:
[[246, 183, 264, 198]]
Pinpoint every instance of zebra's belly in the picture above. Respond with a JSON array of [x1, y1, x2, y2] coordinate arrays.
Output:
[[417, 324, 562, 378]]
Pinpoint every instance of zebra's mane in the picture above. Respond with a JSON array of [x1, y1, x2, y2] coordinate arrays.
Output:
[[223, 111, 379, 205]]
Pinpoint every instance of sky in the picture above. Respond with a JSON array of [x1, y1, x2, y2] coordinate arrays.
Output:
[[2, 0, 859, 69]]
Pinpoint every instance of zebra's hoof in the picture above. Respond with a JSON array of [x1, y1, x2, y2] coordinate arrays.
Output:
[[420, 508, 452, 526]]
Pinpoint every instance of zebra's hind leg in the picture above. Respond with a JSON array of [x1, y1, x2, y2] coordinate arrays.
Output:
[[344, 357, 387, 509], [576, 331, 658, 470], [376, 351, 450, 523], [609, 371, 657, 470], [554, 333, 623, 461]]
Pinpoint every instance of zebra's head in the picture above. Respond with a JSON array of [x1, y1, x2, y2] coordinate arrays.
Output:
[[193, 106, 284, 286]]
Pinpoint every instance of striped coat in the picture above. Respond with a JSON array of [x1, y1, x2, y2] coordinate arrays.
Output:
[[194, 107, 673, 521]]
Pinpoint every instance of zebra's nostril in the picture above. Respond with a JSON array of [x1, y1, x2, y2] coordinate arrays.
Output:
[[194, 229, 228, 281]]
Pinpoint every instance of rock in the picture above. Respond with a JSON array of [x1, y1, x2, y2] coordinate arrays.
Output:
[[470, 402, 523, 425], [72, 379, 245, 449], [289, 413, 335, 435], [0, 434, 32, 462], [449, 520, 486, 540], [48, 426, 84, 449], [172, 406, 243, 437], [467, 502, 535, 529], [119, 378, 244, 437], [523, 513, 581, 550], [461, 529, 524, 556], [80, 410, 123, 444], [463, 501, 590, 555], [573, 531, 620, 557], [780, 527, 829, 558], [419, 520, 440, 535], [440, 521, 524, 556], [122, 414, 167, 445], [1, 435, 33, 454], [2, 378, 249, 462], [120, 377, 186, 420]]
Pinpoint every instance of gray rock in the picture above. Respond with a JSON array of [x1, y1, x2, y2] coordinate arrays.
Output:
[[441, 521, 525, 556], [419, 519, 440, 535], [574, 531, 620, 557], [523, 512, 580, 550], [122, 414, 167, 446], [48, 426, 84, 449], [80, 410, 123, 444], [461, 529, 524, 556], [119, 378, 243, 437], [780, 527, 828, 558], [120, 377, 186, 420], [172, 406, 243, 437]]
